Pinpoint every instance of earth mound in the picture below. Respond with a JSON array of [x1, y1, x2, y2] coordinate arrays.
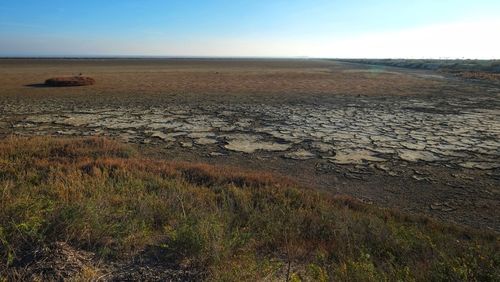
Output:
[[45, 76, 95, 87]]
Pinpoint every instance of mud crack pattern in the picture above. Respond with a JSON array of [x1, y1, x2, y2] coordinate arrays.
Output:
[[1, 95, 499, 171]]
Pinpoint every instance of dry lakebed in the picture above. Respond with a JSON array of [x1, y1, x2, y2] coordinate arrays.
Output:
[[0, 58, 499, 231]]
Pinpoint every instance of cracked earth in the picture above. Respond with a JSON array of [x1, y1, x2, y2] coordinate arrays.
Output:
[[0, 59, 499, 231], [3, 97, 499, 170]]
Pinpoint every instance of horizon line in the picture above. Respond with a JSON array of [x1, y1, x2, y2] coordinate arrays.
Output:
[[0, 56, 498, 61]]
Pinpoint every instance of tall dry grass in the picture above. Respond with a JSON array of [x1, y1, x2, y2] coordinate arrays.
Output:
[[0, 137, 498, 281]]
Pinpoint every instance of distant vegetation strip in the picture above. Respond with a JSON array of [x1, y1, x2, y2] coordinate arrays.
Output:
[[337, 59, 500, 74], [0, 137, 498, 281]]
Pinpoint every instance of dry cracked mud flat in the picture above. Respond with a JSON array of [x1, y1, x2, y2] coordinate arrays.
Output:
[[0, 59, 499, 231]]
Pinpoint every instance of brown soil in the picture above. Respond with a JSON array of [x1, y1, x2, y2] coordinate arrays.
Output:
[[0, 59, 448, 102]]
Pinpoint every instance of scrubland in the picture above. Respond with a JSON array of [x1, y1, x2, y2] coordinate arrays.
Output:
[[0, 137, 498, 281]]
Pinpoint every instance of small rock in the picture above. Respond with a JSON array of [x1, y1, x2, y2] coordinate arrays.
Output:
[[284, 149, 316, 160], [412, 175, 429, 181], [180, 141, 193, 148]]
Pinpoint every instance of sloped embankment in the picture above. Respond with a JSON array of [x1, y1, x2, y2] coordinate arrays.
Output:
[[0, 137, 498, 281]]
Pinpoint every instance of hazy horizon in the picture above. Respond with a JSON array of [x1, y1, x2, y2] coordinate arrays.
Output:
[[1, 0, 499, 59]]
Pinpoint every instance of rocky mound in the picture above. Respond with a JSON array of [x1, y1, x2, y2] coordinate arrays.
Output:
[[45, 76, 95, 87]]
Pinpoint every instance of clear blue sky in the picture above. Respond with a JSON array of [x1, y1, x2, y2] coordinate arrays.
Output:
[[1, 0, 499, 58]]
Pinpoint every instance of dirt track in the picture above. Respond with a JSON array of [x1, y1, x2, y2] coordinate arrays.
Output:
[[0, 59, 499, 231]]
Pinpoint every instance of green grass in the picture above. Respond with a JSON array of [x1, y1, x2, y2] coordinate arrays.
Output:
[[0, 137, 498, 281]]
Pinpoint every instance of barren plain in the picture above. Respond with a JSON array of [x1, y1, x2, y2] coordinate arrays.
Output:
[[0, 58, 499, 230]]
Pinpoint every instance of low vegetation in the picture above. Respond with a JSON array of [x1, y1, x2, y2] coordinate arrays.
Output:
[[0, 137, 498, 281], [338, 59, 500, 78], [455, 71, 500, 81]]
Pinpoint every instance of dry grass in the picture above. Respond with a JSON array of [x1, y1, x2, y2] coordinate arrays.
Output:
[[0, 136, 498, 281], [455, 71, 500, 81]]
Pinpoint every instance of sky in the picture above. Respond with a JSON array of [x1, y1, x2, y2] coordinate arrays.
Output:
[[0, 0, 499, 58]]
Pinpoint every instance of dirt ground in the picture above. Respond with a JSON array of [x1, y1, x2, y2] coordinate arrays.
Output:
[[0, 58, 499, 231]]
